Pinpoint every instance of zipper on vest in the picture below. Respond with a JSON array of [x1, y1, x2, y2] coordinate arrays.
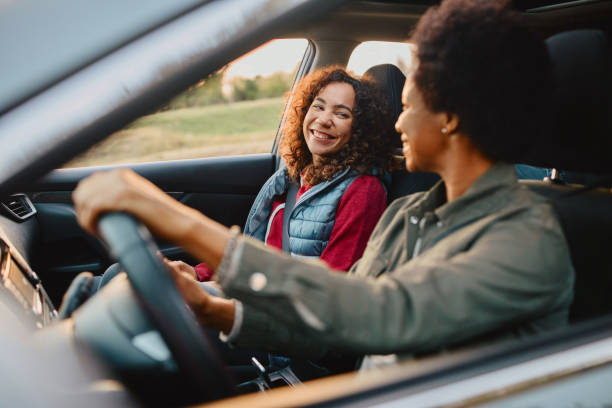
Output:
[[293, 167, 352, 209]]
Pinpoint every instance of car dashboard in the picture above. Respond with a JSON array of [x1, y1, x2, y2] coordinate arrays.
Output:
[[0, 193, 56, 328]]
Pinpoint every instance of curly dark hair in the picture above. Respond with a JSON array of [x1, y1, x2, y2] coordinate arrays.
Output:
[[411, 0, 553, 161], [280, 66, 395, 185]]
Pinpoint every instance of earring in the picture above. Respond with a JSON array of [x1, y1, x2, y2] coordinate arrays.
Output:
[[441, 127, 448, 134]]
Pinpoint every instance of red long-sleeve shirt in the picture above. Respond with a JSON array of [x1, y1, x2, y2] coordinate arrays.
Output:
[[195, 175, 386, 280]]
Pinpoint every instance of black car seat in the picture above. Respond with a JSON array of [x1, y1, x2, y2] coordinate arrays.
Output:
[[364, 63, 406, 131], [520, 29, 612, 323], [363, 64, 439, 202]]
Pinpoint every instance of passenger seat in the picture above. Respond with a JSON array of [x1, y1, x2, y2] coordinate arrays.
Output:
[[364, 63, 439, 202]]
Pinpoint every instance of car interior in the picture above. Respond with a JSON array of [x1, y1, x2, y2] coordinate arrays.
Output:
[[2, 0, 612, 406]]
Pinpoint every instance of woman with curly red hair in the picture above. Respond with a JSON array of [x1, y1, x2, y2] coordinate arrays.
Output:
[[184, 66, 395, 282], [281, 66, 394, 186], [219, 65, 394, 376]]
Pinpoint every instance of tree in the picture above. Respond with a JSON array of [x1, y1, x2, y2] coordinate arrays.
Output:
[[166, 68, 227, 109], [232, 77, 259, 101]]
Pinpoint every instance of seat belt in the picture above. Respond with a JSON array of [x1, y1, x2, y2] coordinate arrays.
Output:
[[282, 182, 299, 253]]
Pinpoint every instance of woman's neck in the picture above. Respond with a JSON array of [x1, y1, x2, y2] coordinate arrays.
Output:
[[437, 140, 495, 202], [312, 154, 324, 167]]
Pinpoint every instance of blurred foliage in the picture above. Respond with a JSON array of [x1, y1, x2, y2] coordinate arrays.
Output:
[[259, 71, 296, 97], [166, 69, 227, 109], [164, 68, 296, 108], [232, 77, 260, 101], [232, 71, 295, 101]]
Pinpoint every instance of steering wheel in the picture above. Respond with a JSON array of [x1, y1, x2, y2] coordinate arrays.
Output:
[[97, 212, 235, 401]]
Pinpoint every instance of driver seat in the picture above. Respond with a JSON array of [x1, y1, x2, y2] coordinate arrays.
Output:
[[520, 29, 612, 323]]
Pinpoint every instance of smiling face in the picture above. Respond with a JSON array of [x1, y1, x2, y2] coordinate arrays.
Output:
[[303, 82, 355, 164], [395, 75, 449, 173]]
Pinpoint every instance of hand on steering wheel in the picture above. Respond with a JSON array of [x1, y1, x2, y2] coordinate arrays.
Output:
[[98, 212, 234, 401]]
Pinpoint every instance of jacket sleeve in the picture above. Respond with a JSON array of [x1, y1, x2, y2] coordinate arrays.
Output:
[[219, 208, 574, 357]]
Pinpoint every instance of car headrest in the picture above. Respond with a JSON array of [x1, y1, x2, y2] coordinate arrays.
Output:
[[522, 29, 612, 173], [364, 64, 406, 149]]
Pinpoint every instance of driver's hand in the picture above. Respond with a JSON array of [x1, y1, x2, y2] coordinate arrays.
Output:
[[164, 258, 235, 333], [73, 168, 199, 243], [163, 258, 197, 281], [165, 259, 211, 325]]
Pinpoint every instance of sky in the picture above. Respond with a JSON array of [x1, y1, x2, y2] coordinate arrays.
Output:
[[224, 39, 414, 80], [224, 39, 308, 79], [348, 41, 414, 75]]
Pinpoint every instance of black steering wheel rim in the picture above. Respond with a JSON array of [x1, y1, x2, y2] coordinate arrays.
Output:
[[98, 212, 235, 401]]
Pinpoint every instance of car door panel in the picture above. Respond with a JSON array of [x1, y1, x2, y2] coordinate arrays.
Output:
[[29, 153, 275, 305]]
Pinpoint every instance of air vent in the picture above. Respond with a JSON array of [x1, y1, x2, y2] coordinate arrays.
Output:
[[1, 194, 37, 221]]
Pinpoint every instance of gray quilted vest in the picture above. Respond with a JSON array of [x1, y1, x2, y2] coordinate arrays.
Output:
[[243, 167, 360, 257]]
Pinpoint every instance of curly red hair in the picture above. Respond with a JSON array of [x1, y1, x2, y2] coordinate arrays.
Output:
[[280, 66, 395, 185]]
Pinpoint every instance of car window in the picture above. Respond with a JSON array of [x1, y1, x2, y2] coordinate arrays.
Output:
[[64, 38, 309, 168], [347, 41, 414, 76]]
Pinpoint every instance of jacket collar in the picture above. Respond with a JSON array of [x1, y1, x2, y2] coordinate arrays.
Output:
[[414, 162, 518, 225], [295, 167, 353, 207]]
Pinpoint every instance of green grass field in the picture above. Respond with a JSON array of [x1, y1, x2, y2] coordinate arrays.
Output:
[[65, 97, 285, 167]]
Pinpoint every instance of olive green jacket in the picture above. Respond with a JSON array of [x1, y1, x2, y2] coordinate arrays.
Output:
[[218, 163, 574, 358]]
